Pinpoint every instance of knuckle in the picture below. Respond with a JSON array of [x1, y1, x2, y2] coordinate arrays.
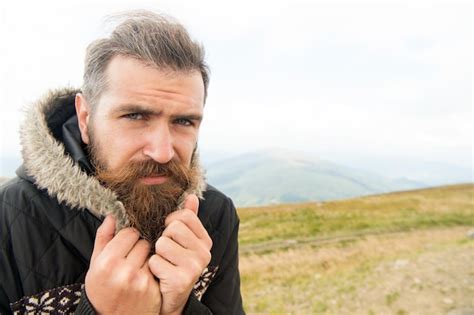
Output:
[[96, 256, 118, 271], [117, 265, 135, 283], [95, 224, 110, 239], [203, 250, 212, 265], [163, 220, 181, 236], [183, 209, 196, 221], [148, 254, 156, 265], [197, 250, 211, 267], [148, 255, 162, 278], [94, 233, 107, 245], [190, 259, 204, 277], [132, 272, 150, 293], [137, 239, 151, 251], [165, 211, 178, 223], [110, 272, 129, 289], [122, 227, 139, 238], [148, 255, 158, 271], [205, 236, 213, 250], [155, 236, 169, 254], [96, 224, 105, 236], [169, 219, 182, 229]]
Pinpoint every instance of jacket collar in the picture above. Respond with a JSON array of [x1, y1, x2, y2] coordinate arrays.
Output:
[[19, 87, 206, 230]]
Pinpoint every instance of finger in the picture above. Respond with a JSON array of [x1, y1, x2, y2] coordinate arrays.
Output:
[[183, 194, 199, 215], [161, 221, 212, 269], [100, 227, 141, 258], [148, 253, 177, 280], [91, 215, 116, 263], [164, 210, 211, 246], [154, 236, 187, 267], [162, 220, 207, 251], [151, 241, 208, 286], [126, 239, 152, 269], [140, 261, 158, 281]]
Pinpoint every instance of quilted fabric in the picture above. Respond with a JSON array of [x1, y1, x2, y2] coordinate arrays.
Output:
[[0, 88, 244, 314]]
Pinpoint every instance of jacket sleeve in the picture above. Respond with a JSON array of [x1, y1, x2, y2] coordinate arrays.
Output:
[[0, 286, 12, 315], [183, 293, 213, 314], [189, 197, 244, 315], [0, 199, 22, 315], [74, 287, 96, 315]]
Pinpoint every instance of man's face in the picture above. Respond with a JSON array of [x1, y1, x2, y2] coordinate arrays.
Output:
[[78, 55, 205, 172], [76, 55, 205, 242]]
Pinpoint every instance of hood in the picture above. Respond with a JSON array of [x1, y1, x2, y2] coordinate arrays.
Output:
[[19, 87, 206, 231]]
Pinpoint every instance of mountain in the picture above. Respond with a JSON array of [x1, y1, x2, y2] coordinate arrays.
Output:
[[337, 158, 473, 187], [204, 149, 429, 207]]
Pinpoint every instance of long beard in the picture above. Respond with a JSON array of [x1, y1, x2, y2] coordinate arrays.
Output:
[[89, 137, 201, 244]]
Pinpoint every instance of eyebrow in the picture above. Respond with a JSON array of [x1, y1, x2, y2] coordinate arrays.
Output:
[[114, 104, 203, 122], [114, 104, 161, 116]]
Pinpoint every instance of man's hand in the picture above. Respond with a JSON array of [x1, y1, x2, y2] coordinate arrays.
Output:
[[148, 194, 213, 315], [85, 215, 161, 314]]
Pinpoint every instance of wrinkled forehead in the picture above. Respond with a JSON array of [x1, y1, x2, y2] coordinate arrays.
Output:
[[101, 55, 205, 106]]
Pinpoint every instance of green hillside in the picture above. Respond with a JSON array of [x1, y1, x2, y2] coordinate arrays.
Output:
[[207, 150, 427, 207], [238, 184, 474, 314], [238, 183, 473, 248]]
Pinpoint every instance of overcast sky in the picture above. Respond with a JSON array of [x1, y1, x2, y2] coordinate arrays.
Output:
[[0, 0, 472, 171]]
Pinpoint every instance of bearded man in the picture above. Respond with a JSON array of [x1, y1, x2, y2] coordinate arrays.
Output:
[[0, 11, 244, 315]]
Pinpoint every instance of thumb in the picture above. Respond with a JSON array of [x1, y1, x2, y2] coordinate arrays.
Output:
[[91, 215, 116, 263], [184, 194, 199, 216]]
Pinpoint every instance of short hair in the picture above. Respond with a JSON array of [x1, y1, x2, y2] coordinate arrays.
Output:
[[82, 10, 209, 107]]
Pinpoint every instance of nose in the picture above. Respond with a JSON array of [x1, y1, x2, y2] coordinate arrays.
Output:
[[142, 124, 175, 164]]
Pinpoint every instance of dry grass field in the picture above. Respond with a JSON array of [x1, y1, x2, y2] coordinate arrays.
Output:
[[238, 184, 474, 314]]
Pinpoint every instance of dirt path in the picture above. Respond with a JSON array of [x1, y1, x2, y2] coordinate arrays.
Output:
[[335, 239, 474, 315], [240, 228, 443, 255], [241, 227, 474, 314]]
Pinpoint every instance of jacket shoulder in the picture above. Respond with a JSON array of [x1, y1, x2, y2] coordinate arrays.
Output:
[[0, 176, 97, 308], [0, 176, 42, 220], [199, 184, 239, 231], [0, 175, 67, 228]]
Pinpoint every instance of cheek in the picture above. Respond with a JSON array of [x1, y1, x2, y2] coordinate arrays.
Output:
[[175, 134, 198, 166], [92, 125, 144, 170], [108, 137, 146, 169]]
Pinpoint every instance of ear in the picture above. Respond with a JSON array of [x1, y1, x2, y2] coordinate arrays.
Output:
[[75, 93, 91, 144]]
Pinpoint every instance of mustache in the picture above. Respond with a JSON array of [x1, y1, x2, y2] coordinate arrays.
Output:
[[95, 159, 192, 189]]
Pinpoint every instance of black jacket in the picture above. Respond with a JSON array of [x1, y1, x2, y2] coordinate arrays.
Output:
[[0, 88, 244, 314]]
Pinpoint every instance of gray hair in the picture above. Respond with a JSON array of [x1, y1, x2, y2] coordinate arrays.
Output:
[[82, 11, 209, 107]]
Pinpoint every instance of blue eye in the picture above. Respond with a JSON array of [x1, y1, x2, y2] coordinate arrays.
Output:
[[175, 118, 193, 126], [125, 113, 144, 120]]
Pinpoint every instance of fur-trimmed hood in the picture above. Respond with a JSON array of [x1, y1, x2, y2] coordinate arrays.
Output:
[[19, 87, 206, 231]]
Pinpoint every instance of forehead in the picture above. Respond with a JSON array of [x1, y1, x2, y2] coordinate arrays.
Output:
[[99, 55, 205, 112]]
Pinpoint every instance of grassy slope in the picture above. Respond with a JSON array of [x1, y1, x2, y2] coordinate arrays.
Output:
[[238, 183, 473, 247], [237, 184, 474, 314]]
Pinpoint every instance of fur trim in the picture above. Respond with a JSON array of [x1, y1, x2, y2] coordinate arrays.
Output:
[[20, 87, 206, 231]]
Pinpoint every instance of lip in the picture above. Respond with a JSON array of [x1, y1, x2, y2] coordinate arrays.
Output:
[[140, 175, 169, 185]]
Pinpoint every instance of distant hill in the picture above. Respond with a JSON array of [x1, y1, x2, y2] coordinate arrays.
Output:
[[205, 150, 431, 207]]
